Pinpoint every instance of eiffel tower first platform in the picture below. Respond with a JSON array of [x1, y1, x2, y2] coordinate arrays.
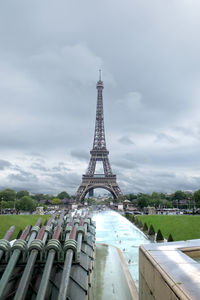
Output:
[[76, 71, 122, 201]]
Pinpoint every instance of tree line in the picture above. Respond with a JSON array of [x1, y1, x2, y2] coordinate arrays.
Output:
[[117, 190, 200, 209], [1, 188, 200, 211], [0, 189, 72, 212]]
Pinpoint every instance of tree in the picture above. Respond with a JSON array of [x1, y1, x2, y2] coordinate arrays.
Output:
[[0, 200, 15, 209], [57, 191, 70, 199], [0, 189, 16, 202], [31, 193, 50, 202], [16, 190, 29, 199], [194, 190, 200, 208], [151, 192, 163, 208], [171, 190, 187, 208], [52, 198, 61, 205], [137, 194, 151, 208], [151, 192, 160, 200], [171, 190, 186, 200], [164, 200, 173, 208], [160, 193, 167, 200], [117, 195, 126, 202], [1, 201, 9, 209], [16, 196, 36, 211], [86, 198, 96, 205], [37, 202, 48, 210], [127, 193, 137, 201], [6, 201, 15, 208]]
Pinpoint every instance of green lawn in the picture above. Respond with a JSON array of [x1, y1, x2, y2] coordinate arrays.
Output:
[[136, 215, 200, 241], [0, 215, 51, 239]]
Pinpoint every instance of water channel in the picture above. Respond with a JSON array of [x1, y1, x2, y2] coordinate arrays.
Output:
[[92, 209, 151, 288]]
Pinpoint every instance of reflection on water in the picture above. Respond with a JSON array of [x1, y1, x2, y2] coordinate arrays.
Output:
[[92, 210, 151, 287]]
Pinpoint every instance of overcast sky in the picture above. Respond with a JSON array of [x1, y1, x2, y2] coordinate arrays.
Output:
[[0, 0, 200, 196]]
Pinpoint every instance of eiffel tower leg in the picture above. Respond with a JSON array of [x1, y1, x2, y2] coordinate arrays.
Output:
[[89, 189, 94, 197]]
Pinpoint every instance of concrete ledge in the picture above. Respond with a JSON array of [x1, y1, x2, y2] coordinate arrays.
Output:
[[139, 240, 200, 300]]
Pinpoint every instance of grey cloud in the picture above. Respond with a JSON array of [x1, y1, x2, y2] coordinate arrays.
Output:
[[154, 133, 177, 144], [118, 136, 135, 145], [50, 173, 80, 188], [52, 165, 70, 172], [8, 170, 38, 183], [112, 160, 137, 170], [31, 161, 71, 173], [30, 163, 50, 172], [173, 126, 200, 140], [3, 163, 81, 194], [0, 160, 12, 170], [154, 172, 176, 179], [70, 150, 89, 161], [117, 169, 200, 195], [0, 1, 200, 194]]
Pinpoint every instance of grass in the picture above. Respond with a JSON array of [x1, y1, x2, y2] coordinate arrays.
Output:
[[136, 215, 200, 241], [0, 215, 51, 239]]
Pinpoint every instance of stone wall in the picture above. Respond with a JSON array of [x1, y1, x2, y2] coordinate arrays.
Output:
[[139, 247, 179, 300], [139, 240, 200, 300]]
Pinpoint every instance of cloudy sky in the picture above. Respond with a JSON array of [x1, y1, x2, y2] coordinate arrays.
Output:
[[0, 0, 200, 196]]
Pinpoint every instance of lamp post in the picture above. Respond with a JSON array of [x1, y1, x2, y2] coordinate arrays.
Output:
[[14, 198, 16, 212], [1, 196, 3, 214]]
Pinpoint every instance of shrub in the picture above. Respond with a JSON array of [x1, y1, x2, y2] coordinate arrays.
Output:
[[143, 222, 148, 231], [167, 233, 174, 242], [138, 221, 143, 228], [156, 229, 164, 241], [148, 224, 155, 235]]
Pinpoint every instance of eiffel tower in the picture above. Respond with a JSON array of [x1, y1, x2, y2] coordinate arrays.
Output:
[[76, 71, 122, 201]]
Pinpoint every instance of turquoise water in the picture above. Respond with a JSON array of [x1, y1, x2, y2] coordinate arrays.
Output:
[[92, 210, 151, 287]]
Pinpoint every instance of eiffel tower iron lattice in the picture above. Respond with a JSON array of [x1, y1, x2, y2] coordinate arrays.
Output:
[[76, 71, 122, 201]]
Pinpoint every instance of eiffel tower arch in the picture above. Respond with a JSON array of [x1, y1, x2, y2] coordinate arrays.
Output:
[[76, 71, 122, 201]]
